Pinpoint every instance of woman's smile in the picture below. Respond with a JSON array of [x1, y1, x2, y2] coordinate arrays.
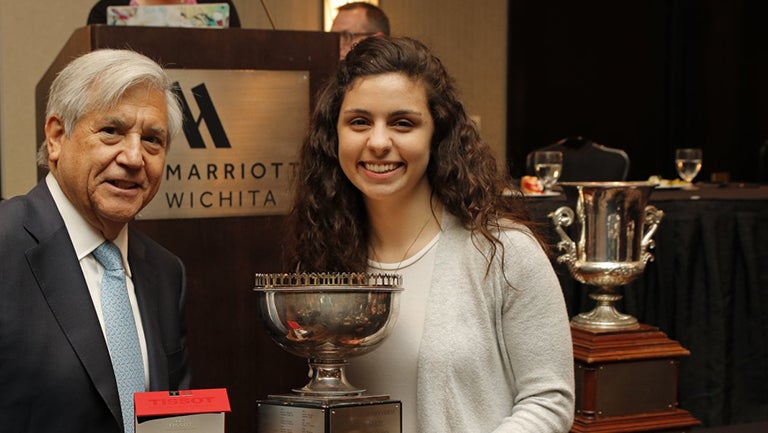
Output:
[[360, 161, 404, 174]]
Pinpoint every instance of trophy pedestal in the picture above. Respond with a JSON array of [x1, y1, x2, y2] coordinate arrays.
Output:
[[571, 324, 700, 433], [257, 395, 401, 433]]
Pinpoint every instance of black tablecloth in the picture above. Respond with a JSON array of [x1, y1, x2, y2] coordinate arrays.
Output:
[[694, 421, 768, 433], [524, 183, 768, 427]]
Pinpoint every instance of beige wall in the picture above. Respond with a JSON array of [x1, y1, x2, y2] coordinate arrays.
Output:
[[0, 0, 507, 198], [0, 0, 97, 198]]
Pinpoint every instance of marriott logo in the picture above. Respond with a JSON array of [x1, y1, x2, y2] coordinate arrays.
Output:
[[172, 82, 231, 149]]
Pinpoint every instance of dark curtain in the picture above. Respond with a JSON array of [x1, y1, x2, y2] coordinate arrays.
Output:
[[507, 0, 768, 183]]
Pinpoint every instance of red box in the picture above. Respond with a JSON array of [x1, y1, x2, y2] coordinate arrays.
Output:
[[135, 388, 230, 433]]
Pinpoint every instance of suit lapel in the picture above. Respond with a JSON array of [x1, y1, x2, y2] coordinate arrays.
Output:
[[24, 182, 123, 426]]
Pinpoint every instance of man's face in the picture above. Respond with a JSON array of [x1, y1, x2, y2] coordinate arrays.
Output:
[[331, 8, 376, 60], [46, 84, 169, 239]]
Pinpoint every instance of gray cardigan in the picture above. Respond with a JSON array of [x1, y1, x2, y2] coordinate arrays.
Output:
[[416, 212, 575, 432]]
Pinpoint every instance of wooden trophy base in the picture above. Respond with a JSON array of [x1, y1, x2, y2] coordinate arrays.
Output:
[[570, 324, 701, 433]]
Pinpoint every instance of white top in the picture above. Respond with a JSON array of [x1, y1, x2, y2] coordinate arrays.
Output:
[[46, 173, 149, 388], [349, 232, 440, 433]]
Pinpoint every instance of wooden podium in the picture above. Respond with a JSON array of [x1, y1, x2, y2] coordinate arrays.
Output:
[[36, 25, 339, 433], [571, 324, 701, 433]]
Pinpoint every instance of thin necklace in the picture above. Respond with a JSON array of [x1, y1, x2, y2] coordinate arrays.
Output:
[[395, 213, 433, 270], [371, 212, 434, 271]]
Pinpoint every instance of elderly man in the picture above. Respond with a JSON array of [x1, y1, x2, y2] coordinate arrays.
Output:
[[0, 49, 189, 433], [330, 1, 390, 59]]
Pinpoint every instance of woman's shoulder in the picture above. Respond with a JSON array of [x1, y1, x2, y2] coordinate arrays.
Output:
[[441, 212, 533, 238], [439, 213, 544, 260]]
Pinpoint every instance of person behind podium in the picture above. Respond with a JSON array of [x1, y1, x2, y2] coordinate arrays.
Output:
[[286, 36, 575, 433], [330, 1, 390, 60], [0, 49, 190, 433], [87, 0, 242, 28]]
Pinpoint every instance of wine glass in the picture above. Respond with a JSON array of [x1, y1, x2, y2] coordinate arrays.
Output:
[[675, 148, 703, 186], [533, 151, 563, 193]]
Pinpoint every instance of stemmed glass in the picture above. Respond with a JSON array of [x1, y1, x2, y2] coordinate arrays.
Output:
[[675, 148, 703, 187], [533, 151, 563, 194]]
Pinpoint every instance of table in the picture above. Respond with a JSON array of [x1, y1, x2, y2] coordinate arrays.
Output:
[[524, 183, 768, 428]]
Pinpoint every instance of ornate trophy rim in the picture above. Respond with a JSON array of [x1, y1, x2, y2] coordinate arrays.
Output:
[[254, 272, 403, 292]]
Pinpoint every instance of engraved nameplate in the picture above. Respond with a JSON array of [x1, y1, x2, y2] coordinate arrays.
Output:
[[257, 400, 401, 433]]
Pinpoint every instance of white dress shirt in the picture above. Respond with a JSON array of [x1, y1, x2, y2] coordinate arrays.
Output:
[[46, 173, 150, 388]]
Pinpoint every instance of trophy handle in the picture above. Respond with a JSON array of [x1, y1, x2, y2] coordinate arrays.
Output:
[[549, 206, 577, 265], [640, 205, 664, 263]]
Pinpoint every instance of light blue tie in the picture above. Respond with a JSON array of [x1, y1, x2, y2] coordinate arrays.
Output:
[[93, 241, 145, 433]]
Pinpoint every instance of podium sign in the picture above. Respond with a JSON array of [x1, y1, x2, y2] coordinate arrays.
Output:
[[136, 69, 309, 220]]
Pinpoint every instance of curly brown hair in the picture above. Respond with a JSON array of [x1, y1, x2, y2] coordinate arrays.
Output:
[[286, 36, 538, 272]]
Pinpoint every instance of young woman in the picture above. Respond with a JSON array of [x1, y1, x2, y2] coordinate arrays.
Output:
[[287, 36, 574, 433]]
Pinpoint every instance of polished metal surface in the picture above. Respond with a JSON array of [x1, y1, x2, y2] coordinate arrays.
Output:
[[254, 272, 403, 398], [550, 182, 664, 331]]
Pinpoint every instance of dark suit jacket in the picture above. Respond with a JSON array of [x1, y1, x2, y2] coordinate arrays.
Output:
[[0, 181, 191, 433], [87, 0, 242, 28]]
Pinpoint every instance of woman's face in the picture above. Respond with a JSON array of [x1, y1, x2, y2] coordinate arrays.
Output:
[[337, 72, 434, 205]]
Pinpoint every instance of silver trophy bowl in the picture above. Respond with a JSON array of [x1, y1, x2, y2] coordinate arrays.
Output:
[[550, 182, 664, 331], [253, 272, 403, 399]]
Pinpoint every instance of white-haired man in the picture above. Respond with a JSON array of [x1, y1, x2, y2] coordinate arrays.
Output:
[[0, 49, 189, 433]]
